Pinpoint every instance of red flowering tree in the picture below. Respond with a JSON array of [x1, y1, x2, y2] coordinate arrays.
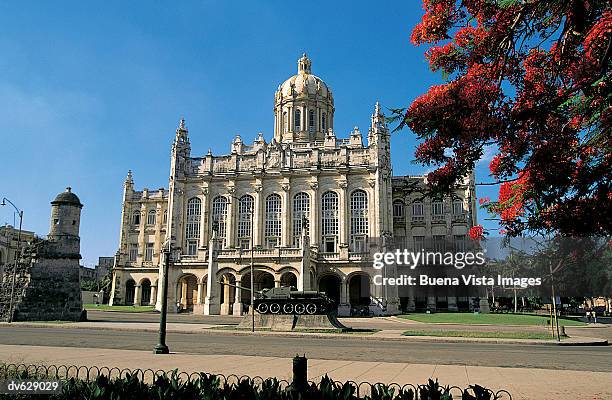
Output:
[[398, 0, 611, 236]]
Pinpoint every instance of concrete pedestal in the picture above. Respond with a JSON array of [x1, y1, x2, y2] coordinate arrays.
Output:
[[237, 313, 347, 331], [220, 303, 231, 315], [232, 302, 243, 316]]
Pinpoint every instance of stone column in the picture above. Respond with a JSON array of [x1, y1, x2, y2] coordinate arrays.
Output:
[[281, 183, 290, 247], [226, 187, 236, 248], [338, 179, 348, 257], [154, 205, 162, 265], [337, 278, 351, 316], [134, 285, 141, 306], [220, 276, 232, 315], [199, 189, 209, 249], [181, 281, 188, 306], [309, 182, 319, 248], [138, 204, 146, 265], [253, 185, 263, 247], [150, 285, 157, 307], [196, 282, 204, 304], [427, 296, 437, 312], [233, 275, 243, 316], [406, 285, 416, 312], [204, 234, 221, 315], [274, 279, 281, 288]]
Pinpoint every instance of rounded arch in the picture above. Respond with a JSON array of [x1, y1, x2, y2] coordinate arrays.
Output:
[[132, 211, 141, 225], [280, 271, 298, 288], [393, 199, 405, 219], [125, 279, 136, 305], [318, 273, 341, 304], [219, 272, 236, 313], [177, 273, 198, 311], [140, 278, 152, 306], [240, 269, 274, 305], [147, 209, 156, 225], [347, 273, 371, 307], [238, 264, 276, 276], [216, 267, 238, 280]]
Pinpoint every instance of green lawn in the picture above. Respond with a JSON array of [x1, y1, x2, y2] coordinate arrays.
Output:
[[399, 313, 585, 326], [402, 329, 563, 340], [84, 304, 156, 313]]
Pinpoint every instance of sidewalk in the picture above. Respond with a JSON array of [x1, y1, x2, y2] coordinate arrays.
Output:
[[2, 344, 611, 400], [3, 321, 607, 345]]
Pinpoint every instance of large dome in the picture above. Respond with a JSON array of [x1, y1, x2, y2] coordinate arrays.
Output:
[[277, 54, 332, 99], [273, 54, 335, 143]]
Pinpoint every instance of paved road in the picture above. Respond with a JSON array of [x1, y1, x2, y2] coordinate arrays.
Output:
[[1, 326, 611, 372], [86, 310, 612, 341]]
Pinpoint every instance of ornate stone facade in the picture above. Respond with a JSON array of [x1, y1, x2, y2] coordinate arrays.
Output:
[[109, 55, 477, 315]]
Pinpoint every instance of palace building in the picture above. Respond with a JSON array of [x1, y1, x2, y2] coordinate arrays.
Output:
[[108, 54, 478, 316]]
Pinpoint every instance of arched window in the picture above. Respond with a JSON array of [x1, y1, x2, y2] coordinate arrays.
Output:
[[211, 196, 228, 247], [163, 210, 168, 225], [185, 197, 202, 255], [393, 200, 405, 220], [350, 190, 369, 253], [321, 191, 338, 253], [452, 198, 464, 217], [283, 112, 288, 133], [308, 110, 315, 130], [432, 199, 444, 221], [295, 109, 301, 129], [322, 112, 327, 131], [264, 194, 282, 248], [147, 210, 156, 225], [412, 201, 424, 222], [292, 192, 310, 247], [237, 195, 254, 249], [132, 211, 141, 226]]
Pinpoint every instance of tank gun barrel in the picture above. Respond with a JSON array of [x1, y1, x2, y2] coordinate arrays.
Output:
[[218, 280, 260, 294]]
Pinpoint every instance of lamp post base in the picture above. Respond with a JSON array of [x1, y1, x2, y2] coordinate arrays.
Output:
[[153, 344, 169, 354]]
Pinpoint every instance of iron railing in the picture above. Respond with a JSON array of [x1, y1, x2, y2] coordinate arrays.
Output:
[[0, 363, 512, 399]]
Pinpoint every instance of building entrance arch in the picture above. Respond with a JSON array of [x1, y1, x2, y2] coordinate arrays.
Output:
[[125, 279, 135, 305], [318, 274, 341, 304], [240, 269, 274, 305]]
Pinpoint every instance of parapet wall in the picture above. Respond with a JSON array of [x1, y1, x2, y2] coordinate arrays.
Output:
[[0, 240, 83, 322]]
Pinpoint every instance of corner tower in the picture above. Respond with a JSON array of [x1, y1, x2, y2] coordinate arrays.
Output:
[[274, 54, 334, 143], [48, 187, 83, 257]]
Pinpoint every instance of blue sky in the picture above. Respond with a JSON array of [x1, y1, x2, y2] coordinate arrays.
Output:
[[0, 1, 499, 266]]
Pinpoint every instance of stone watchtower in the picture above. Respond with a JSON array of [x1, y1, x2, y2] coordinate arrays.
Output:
[[48, 187, 82, 257], [0, 188, 84, 322]]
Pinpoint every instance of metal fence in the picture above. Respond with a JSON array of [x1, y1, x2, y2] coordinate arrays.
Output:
[[0, 363, 512, 399]]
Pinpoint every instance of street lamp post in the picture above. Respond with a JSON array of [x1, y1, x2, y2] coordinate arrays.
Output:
[[249, 207, 254, 332], [154, 246, 171, 354], [1, 198, 23, 324]]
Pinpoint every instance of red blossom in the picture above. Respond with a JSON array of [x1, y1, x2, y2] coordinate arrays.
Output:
[[403, 1, 612, 237], [469, 225, 485, 241], [488, 155, 503, 177]]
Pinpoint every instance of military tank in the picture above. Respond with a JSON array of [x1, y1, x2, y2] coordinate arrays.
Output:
[[253, 287, 335, 315]]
